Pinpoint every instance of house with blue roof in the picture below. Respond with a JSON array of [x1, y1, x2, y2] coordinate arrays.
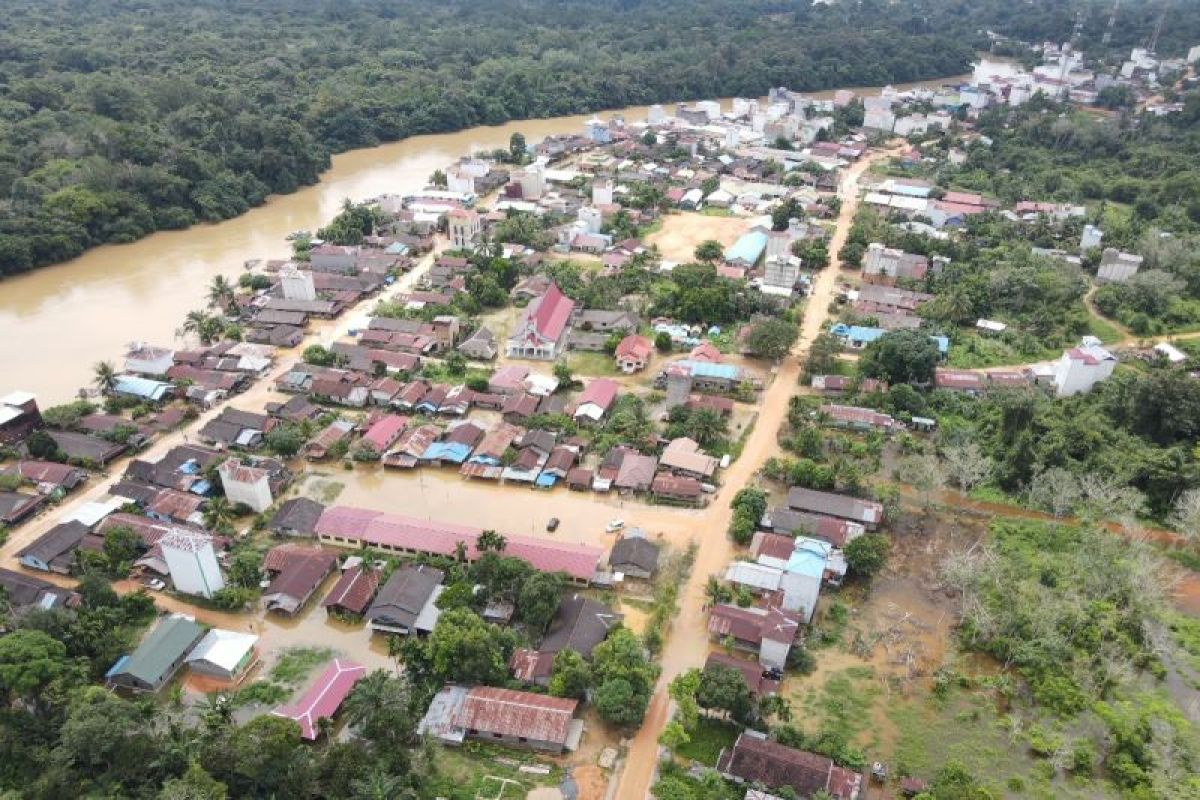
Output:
[[724, 229, 769, 267], [723, 535, 844, 624], [112, 375, 174, 402], [830, 323, 948, 357]]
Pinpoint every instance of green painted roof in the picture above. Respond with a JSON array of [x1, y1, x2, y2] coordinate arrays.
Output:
[[114, 615, 206, 686]]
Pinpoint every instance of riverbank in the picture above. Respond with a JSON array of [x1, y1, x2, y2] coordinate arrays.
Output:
[[0, 72, 972, 405]]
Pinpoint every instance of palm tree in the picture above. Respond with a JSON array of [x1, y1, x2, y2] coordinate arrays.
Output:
[[453, 540, 467, 562], [350, 769, 411, 800], [179, 309, 212, 342], [704, 576, 730, 609], [206, 275, 236, 314], [476, 529, 507, 553], [93, 360, 118, 394], [202, 497, 234, 532]]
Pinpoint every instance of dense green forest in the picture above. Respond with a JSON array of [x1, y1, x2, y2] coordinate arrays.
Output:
[[2, 0, 1198, 277]]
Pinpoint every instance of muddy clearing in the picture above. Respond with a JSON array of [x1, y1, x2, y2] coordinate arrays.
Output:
[[644, 212, 751, 263]]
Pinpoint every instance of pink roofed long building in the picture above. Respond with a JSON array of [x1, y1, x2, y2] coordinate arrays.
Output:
[[315, 506, 603, 583]]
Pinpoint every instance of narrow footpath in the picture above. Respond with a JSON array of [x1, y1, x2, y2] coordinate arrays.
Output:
[[613, 148, 894, 798]]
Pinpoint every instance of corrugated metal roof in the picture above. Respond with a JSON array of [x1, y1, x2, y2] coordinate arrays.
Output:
[[454, 686, 577, 745]]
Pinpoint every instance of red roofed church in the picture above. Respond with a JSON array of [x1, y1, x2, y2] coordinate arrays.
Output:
[[506, 282, 575, 360]]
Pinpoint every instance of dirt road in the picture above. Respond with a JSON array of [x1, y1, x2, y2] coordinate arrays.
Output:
[[613, 149, 892, 798]]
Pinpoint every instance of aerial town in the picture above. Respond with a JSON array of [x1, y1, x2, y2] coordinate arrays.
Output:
[[1, 10, 1200, 800]]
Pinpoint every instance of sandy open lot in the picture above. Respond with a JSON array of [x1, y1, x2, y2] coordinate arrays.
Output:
[[645, 211, 750, 263]]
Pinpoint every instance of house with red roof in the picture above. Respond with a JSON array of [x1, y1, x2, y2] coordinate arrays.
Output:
[[360, 414, 409, 453], [418, 684, 582, 752], [614, 335, 653, 373], [506, 282, 575, 360], [272, 658, 367, 740], [572, 379, 619, 423]]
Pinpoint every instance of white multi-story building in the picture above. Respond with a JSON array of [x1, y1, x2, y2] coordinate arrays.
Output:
[[446, 168, 475, 195], [1053, 337, 1117, 397], [280, 266, 316, 302], [577, 206, 602, 235], [592, 179, 614, 207], [218, 460, 274, 512], [518, 165, 545, 200], [646, 104, 666, 125], [162, 530, 225, 599], [447, 208, 482, 250]]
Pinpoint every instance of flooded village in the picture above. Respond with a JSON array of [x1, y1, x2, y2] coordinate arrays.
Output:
[[3, 44, 1200, 800]]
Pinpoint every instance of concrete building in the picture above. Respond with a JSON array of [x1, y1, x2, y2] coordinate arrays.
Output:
[[1097, 247, 1143, 283], [162, 530, 225, 599], [592, 178, 614, 207], [577, 206, 602, 235], [447, 208, 482, 250], [1080, 224, 1104, 252], [217, 460, 273, 512], [1053, 337, 1117, 397], [280, 266, 317, 302], [518, 165, 546, 200], [646, 104, 666, 125]]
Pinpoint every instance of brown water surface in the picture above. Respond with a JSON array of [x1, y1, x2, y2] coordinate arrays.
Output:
[[0, 70, 968, 404]]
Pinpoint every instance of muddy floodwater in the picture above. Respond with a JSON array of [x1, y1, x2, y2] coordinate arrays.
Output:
[[0, 71, 970, 404]]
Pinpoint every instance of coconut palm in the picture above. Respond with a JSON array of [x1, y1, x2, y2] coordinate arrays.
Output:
[[476, 529, 507, 552], [202, 497, 234, 532], [93, 360, 118, 394], [206, 275, 236, 314]]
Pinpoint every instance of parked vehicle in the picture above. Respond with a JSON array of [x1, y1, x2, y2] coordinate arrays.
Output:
[[546, 517, 560, 532]]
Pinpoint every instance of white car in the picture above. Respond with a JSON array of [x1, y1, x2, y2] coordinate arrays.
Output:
[[145, 578, 166, 591], [605, 519, 625, 533]]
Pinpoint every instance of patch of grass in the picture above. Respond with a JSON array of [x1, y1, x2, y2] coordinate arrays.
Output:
[[230, 680, 290, 708], [565, 349, 620, 377], [1084, 313, 1126, 345], [674, 718, 740, 765], [303, 477, 345, 504], [424, 741, 561, 800], [270, 647, 335, 685], [794, 668, 881, 753], [966, 485, 1015, 505], [699, 206, 734, 217], [1167, 613, 1200, 672], [1161, 546, 1200, 573], [946, 331, 1056, 369]]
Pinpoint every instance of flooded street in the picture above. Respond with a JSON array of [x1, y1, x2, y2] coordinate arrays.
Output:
[[0, 72, 967, 405], [614, 146, 893, 798]]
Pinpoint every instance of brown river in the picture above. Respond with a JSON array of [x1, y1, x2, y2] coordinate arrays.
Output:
[[0, 72, 970, 404]]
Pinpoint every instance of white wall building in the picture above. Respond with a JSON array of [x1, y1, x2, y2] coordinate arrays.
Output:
[[280, 266, 317, 302], [217, 460, 274, 512], [592, 179, 614, 207], [162, 531, 225, 598], [1080, 224, 1104, 252], [518, 165, 545, 200], [646, 104, 666, 125], [1053, 337, 1117, 397], [577, 206, 602, 235], [124, 345, 175, 377], [446, 168, 475, 195], [447, 208, 482, 250]]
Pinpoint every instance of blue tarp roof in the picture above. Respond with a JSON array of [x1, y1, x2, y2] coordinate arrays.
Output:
[[786, 536, 832, 579], [113, 375, 171, 401], [420, 442, 472, 464], [675, 359, 740, 381], [725, 230, 768, 265], [535, 473, 558, 488], [831, 324, 949, 354]]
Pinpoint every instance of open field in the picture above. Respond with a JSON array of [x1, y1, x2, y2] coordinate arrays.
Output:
[[645, 211, 751, 262]]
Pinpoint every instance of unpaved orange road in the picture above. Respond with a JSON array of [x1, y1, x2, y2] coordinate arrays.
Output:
[[612, 148, 893, 798]]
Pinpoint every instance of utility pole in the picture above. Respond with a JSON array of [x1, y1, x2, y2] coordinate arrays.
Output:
[[1148, 3, 1167, 54]]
